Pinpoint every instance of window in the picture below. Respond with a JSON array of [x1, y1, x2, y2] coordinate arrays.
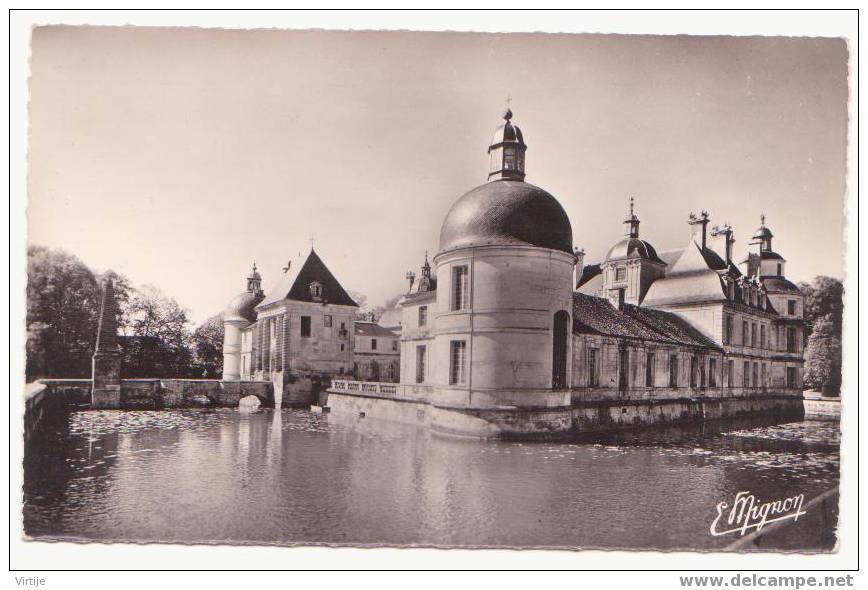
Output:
[[788, 300, 796, 315], [742, 321, 749, 346], [777, 263, 782, 276], [728, 282, 735, 300], [418, 305, 428, 326], [415, 346, 426, 383], [309, 282, 323, 300], [787, 367, 798, 389], [451, 265, 469, 311], [752, 362, 759, 388], [760, 325, 766, 349], [300, 316, 311, 338], [619, 349, 629, 388], [727, 359, 734, 388], [761, 363, 767, 388], [392, 340, 398, 352], [724, 315, 733, 344], [751, 323, 757, 347], [449, 341, 467, 385], [743, 361, 750, 387], [371, 338, 378, 351], [588, 348, 599, 387], [709, 358, 717, 387], [690, 356, 698, 388], [645, 352, 655, 387], [669, 354, 678, 388], [340, 343, 345, 351], [323, 315, 332, 328], [615, 266, 626, 281], [787, 328, 797, 353]]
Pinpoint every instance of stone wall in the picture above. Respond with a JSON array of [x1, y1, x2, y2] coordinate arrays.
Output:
[[26, 378, 274, 418], [327, 381, 804, 439]]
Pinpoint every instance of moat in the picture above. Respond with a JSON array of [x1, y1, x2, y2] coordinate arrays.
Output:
[[23, 409, 839, 551]]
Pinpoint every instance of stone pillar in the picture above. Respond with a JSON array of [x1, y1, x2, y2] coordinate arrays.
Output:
[[92, 278, 122, 409]]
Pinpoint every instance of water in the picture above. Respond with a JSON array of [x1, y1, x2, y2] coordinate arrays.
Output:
[[23, 409, 839, 550]]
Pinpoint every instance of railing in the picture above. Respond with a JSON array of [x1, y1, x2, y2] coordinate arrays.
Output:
[[331, 380, 397, 395]]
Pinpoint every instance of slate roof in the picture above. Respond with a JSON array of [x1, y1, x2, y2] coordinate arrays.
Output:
[[354, 322, 400, 338], [573, 293, 720, 350], [761, 276, 802, 295], [575, 262, 602, 290], [257, 250, 358, 309]]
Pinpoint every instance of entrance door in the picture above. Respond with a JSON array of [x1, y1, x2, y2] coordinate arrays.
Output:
[[552, 310, 569, 389]]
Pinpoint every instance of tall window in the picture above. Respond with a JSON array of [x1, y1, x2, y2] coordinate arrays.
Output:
[[588, 348, 599, 387], [689, 356, 698, 388], [709, 358, 717, 387], [788, 300, 796, 315], [727, 359, 734, 388], [418, 305, 428, 326], [787, 327, 797, 353], [323, 314, 332, 327], [742, 321, 749, 346], [619, 349, 629, 388], [787, 367, 798, 389], [615, 266, 626, 281], [645, 352, 655, 387], [300, 315, 311, 338], [415, 346, 426, 383], [752, 362, 759, 388], [451, 265, 469, 311], [669, 354, 678, 388], [724, 315, 733, 344], [761, 363, 767, 388], [371, 338, 378, 351], [751, 323, 757, 347], [743, 361, 750, 387], [760, 325, 766, 349], [449, 340, 467, 385]]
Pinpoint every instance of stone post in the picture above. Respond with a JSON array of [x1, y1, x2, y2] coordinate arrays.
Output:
[[92, 278, 122, 408]]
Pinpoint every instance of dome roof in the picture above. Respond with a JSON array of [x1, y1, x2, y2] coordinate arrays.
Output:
[[761, 276, 801, 295], [225, 290, 264, 323], [753, 225, 773, 240], [438, 180, 573, 255], [605, 237, 663, 264]]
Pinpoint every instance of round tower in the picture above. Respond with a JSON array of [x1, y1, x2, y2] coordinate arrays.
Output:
[[432, 109, 576, 409], [222, 263, 264, 381]]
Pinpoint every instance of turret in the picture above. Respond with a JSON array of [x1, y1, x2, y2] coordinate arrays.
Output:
[[487, 108, 527, 181]]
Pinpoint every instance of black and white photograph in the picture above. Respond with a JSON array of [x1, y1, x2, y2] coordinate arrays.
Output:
[[9, 8, 858, 577]]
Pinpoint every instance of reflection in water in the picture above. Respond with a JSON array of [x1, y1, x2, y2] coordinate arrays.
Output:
[[23, 409, 839, 550]]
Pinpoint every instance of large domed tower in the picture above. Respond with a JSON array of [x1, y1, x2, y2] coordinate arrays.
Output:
[[430, 109, 577, 412], [222, 263, 265, 381]]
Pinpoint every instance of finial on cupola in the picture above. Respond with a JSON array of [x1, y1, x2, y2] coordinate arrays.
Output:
[[623, 197, 640, 238]]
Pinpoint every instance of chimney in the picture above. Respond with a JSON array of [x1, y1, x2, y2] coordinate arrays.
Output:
[[687, 211, 710, 250], [574, 247, 585, 286], [710, 224, 735, 266]]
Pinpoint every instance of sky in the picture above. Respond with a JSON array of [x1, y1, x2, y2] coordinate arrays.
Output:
[[28, 27, 848, 324]]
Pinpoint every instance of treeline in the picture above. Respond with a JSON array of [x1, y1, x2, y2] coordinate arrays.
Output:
[[26, 245, 224, 381], [798, 276, 844, 396]]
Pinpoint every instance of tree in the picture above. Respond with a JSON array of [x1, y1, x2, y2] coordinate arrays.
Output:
[[803, 315, 842, 396], [192, 314, 225, 378], [797, 276, 844, 396], [26, 246, 101, 379], [798, 276, 844, 339], [120, 285, 195, 378]]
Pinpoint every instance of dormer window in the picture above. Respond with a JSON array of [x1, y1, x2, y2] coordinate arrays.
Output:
[[309, 281, 323, 301]]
